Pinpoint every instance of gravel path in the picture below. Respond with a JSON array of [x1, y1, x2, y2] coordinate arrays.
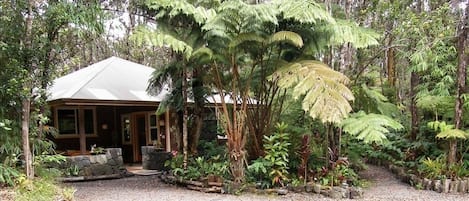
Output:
[[359, 165, 467, 201], [70, 165, 469, 201]]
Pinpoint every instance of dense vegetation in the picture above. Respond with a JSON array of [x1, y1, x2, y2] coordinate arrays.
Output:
[[1, 0, 468, 199]]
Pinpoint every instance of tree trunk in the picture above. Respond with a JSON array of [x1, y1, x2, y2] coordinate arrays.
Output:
[[182, 65, 188, 169], [189, 69, 205, 155], [450, 2, 469, 165], [21, 99, 33, 179], [409, 71, 419, 141], [22, 0, 34, 179], [189, 113, 203, 154]]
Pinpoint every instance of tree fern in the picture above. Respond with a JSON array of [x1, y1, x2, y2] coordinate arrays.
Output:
[[268, 31, 304, 48], [341, 111, 404, 144], [353, 84, 400, 117], [273, 0, 335, 24], [132, 27, 193, 59], [272, 60, 354, 124], [320, 19, 380, 48], [147, 0, 216, 25], [427, 121, 468, 140]]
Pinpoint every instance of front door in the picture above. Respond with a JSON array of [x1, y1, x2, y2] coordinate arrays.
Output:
[[122, 112, 169, 163], [133, 114, 147, 162]]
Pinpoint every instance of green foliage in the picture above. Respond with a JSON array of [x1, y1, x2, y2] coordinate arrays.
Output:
[[323, 19, 380, 48], [428, 121, 469, 140], [353, 84, 400, 117], [273, 60, 354, 124], [247, 123, 291, 187], [0, 164, 21, 187], [418, 155, 446, 180], [165, 154, 229, 181], [341, 111, 404, 144], [247, 158, 272, 189], [15, 176, 74, 201], [263, 122, 290, 186]]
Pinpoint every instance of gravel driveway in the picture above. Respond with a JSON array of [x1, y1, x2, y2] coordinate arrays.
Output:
[[70, 165, 468, 201]]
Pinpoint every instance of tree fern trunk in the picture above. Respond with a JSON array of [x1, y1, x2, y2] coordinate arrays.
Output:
[[182, 64, 188, 169], [410, 72, 419, 141], [450, 2, 469, 165]]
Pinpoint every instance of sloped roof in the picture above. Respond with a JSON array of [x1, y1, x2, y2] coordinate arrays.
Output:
[[49, 56, 255, 105], [49, 56, 168, 103]]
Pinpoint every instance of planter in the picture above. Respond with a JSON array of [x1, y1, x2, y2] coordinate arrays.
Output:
[[141, 146, 172, 170]]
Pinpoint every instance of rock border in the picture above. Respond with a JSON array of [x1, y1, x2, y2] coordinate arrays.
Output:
[[159, 173, 364, 199], [368, 159, 469, 194]]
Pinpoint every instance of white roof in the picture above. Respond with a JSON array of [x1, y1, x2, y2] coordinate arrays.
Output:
[[49, 56, 168, 102], [49, 56, 256, 105]]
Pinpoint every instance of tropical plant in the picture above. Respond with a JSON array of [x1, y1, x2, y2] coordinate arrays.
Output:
[[341, 111, 404, 144], [418, 155, 446, 180], [263, 122, 290, 187]]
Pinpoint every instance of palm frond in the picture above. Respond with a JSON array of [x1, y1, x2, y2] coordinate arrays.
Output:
[[341, 111, 404, 144], [268, 31, 304, 48], [273, 0, 335, 24], [272, 60, 354, 123]]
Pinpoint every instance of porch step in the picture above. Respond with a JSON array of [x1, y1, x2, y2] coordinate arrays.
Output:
[[131, 169, 162, 176]]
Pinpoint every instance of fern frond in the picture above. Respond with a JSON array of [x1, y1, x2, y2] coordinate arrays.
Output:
[[341, 111, 404, 144], [132, 26, 193, 59], [146, 0, 216, 25], [273, 60, 354, 123], [268, 31, 304, 48], [321, 19, 380, 48], [436, 129, 468, 140], [228, 33, 265, 50], [273, 0, 335, 24], [190, 47, 213, 63]]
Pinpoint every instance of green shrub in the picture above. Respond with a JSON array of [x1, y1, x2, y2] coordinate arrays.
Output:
[[247, 122, 291, 188], [418, 155, 446, 179], [15, 176, 75, 201], [0, 164, 20, 186]]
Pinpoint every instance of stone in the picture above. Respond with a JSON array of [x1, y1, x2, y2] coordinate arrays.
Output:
[[458, 180, 467, 193], [433, 179, 442, 193], [313, 184, 321, 194], [107, 159, 116, 166], [449, 180, 459, 194], [349, 187, 364, 199], [276, 189, 288, 195], [442, 179, 451, 193], [328, 186, 348, 199], [423, 178, 432, 190]]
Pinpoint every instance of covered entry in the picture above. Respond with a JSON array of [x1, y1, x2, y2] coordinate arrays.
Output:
[[47, 57, 172, 161], [121, 111, 170, 162]]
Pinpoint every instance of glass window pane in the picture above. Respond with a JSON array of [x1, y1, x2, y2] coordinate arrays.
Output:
[[150, 128, 157, 142], [57, 109, 77, 134], [122, 117, 131, 143], [150, 114, 156, 127], [84, 109, 95, 134]]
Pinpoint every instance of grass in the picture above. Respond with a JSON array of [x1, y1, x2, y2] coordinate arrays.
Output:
[[15, 177, 76, 201]]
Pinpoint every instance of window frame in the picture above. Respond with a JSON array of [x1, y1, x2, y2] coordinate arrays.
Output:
[[54, 106, 98, 138]]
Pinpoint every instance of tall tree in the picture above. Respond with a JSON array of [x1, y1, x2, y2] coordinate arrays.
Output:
[[0, 0, 104, 178], [450, 1, 469, 165]]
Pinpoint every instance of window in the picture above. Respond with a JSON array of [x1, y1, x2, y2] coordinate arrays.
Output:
[[121, 115, 131, 144], [149, 113, 165, 149], [54, 107, 96, 137]]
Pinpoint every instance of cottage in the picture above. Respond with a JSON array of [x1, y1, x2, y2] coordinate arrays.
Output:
[[48, 56, 227, 163]]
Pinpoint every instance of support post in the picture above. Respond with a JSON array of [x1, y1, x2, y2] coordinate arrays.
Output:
[[78, 107, 86, 155]]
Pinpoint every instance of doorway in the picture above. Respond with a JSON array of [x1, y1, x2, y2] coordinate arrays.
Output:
[[122, 111, 169, 163], [133, 114, 147, 162]]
